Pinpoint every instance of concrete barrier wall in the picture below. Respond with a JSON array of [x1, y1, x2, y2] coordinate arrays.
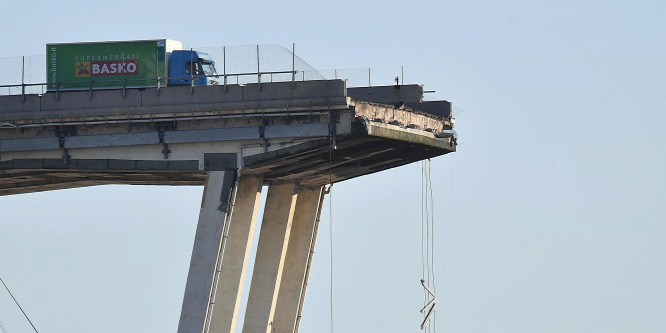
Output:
[[0, 80, 348, 123], [347, 84, 423, 104], [0, 95, 41, 113], [41, 89, 143, 111]]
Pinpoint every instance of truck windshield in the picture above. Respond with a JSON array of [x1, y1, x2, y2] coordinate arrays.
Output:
[[200, 61, 217, 76]]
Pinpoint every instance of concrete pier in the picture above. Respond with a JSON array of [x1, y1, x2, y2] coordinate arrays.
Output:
[[178, 171, 236, 333], [208, 176, 263, 333], [242, 183, 299, 333], [273, 186, 323, 333]]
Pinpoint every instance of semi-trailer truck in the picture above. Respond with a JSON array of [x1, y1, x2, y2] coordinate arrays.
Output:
[[46, 39, 218, 91]]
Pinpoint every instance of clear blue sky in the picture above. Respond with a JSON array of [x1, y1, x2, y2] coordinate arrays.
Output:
[[1, 0, 665, 332]]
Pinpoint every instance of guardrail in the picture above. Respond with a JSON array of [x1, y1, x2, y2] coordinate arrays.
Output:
[[0, 69, 304, 101], [0, 44, 409, 100]]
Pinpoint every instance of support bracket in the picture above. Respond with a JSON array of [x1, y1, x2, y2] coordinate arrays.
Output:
[[56, 127, 76, 164], [155, 122, 176, 159]]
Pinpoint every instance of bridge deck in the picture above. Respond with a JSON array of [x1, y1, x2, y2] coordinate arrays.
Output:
[[0, 80, 455, 195]]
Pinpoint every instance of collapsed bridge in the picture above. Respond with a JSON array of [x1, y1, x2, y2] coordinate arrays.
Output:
[[0, 79, 455, 333]]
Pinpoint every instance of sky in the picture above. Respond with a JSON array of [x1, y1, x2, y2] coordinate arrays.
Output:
[[1, 0, 665, 332]]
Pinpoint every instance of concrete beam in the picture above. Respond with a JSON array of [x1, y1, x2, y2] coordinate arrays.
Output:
[[64, 132, 160, 149], [273, 186, 323, 333], [178, 171, 236, 333], [347, 84, 424, 104], [0, 137, 61, 152], [242, 183, 299, 333], [208, 176, 263, 333], [352, 100, 453, 131]]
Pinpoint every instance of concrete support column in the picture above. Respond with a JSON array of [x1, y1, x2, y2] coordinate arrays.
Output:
[[242, 183, 299, 333], [178, 171, 236, 333], [208, 176, 263, 333], [273, 186, 324, 333]]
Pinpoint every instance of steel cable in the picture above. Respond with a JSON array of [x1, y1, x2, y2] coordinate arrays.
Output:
[[0, 278, 38, 333]]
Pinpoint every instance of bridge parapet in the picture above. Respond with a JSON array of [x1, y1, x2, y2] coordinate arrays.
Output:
[[0, 80, 349, 126]]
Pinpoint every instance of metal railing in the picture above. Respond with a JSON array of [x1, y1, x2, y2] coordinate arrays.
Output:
[[0, 67, 400, 101], [0, 69, 302, 101], [0, 44, 305, 100], [0, 44, 409, 100]]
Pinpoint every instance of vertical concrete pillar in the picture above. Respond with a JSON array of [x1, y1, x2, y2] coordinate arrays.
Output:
[[273, 186, 323, 333], [178, 171, 236, 333], [242, 183, 299, 333], [208, 176, 263, 333]]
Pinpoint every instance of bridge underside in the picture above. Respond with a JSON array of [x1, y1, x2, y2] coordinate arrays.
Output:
[[0, 121, 453, 195], [0, 81, 455, 332], [242, 123, 454, 185]]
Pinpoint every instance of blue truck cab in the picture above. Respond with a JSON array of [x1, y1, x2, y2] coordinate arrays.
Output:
[[169, 50, 218, 86]]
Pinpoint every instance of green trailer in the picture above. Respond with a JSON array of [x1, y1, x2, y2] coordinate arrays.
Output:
[[46, 39, 182, 91]]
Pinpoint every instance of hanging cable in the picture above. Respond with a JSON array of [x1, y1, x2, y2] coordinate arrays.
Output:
[[421, 161, 427, 327], [328, 111, 335, 333], [425, 162, 431, 293], [0, 319, 8, 333], [420, 279, 437, 330], [328, 184, 334, 333], [420, 159, 437, 332], [428, 160, 437, 332], [0, 278, 39, 333]]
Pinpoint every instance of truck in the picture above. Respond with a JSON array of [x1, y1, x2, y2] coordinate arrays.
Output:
[[46, 39, 218, 91]]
